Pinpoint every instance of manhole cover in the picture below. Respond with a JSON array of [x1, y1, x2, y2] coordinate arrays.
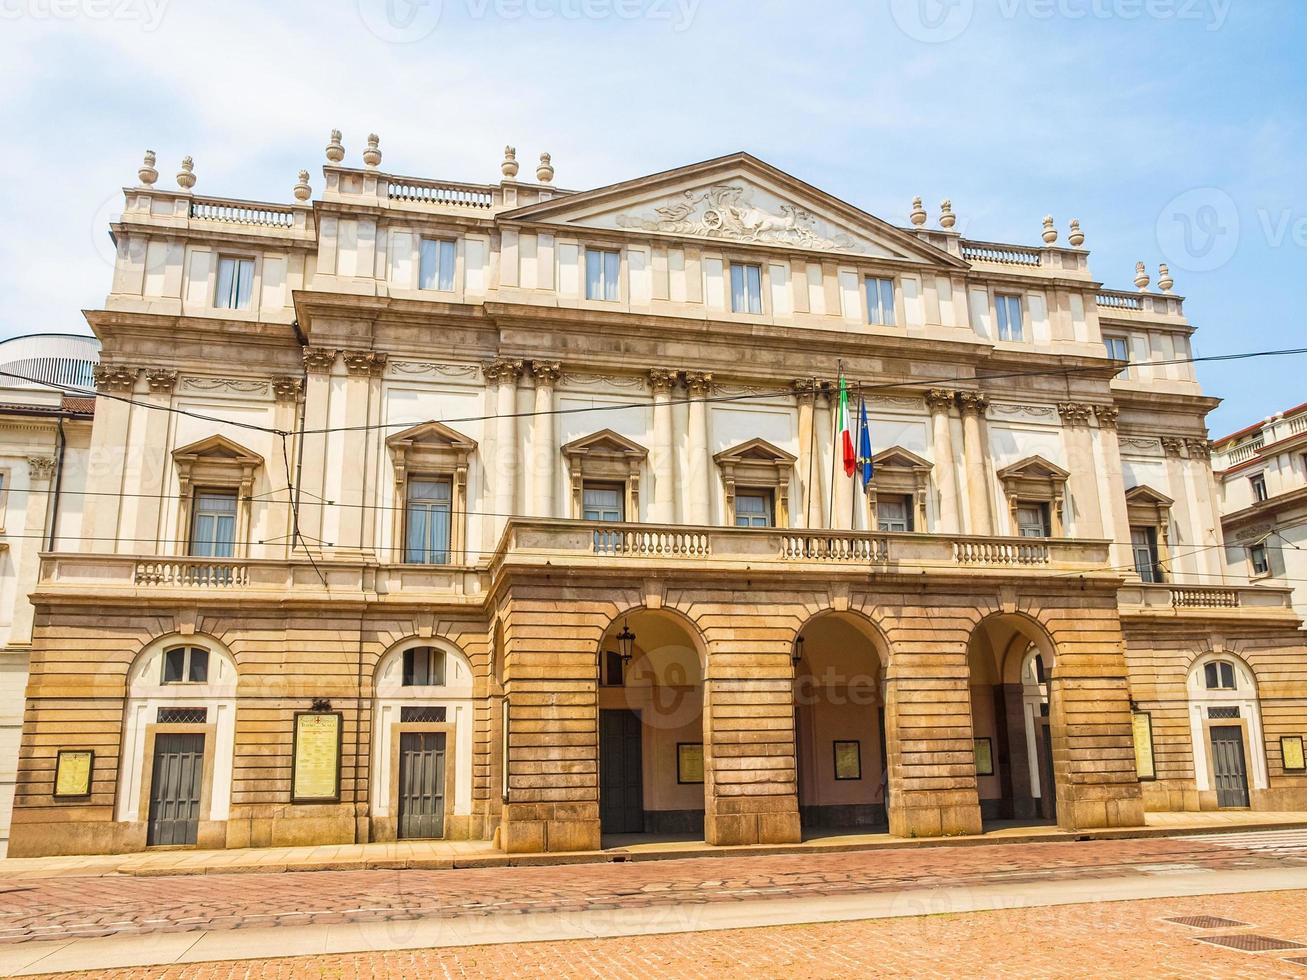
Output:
[[1165, 916, 1251, 929], [1197, 935, 1307, 952]]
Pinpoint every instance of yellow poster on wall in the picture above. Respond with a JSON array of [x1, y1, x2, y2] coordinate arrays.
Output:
[[1283, 735, 1306, 772], [1132, 712, 1156, 780], [54, 750, 94, 797], [293, 713, 341, 802]]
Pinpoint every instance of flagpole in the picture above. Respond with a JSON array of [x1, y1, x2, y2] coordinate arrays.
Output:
[[827, 361, 840, 530], [850, 381, 861, 531], [805, 376, 818, 529]]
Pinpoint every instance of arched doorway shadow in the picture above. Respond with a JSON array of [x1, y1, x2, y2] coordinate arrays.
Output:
[[967, 613, 1060, 826], [596, 608, 706, 842], [792, 611, 889, 838]]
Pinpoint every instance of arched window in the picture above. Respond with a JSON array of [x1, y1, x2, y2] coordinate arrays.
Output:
[[1204, 660, 1236, 691], [402, 646, 446, 687], [161, 646, 210, 684]]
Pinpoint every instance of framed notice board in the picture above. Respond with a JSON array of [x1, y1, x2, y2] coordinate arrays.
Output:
[[291, 711, 342, 803], [53, 750, 94, 798], [1132, 711, 1157, 780]]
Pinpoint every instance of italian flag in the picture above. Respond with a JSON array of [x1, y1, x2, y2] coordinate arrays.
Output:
[[838, 373, 856, 477]]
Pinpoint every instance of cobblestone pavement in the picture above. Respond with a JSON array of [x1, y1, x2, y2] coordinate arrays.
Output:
[[1, 831, 1306, 946], [27, 889, 1307, 979]]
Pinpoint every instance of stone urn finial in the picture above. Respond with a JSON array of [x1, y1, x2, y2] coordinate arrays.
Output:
[[363, 134, 382, 168], [176, 156, 196, 190], [1134, 261, 1151, 291], [293, 170, 312, 202], [325, 129, 345, 163], [1158, 263, 1174, 293], [536, 152, 554, 183], [138, 150, 158, 186], [502, 145, 519, 179], [910, 196, 927, 227], [938, 199, 956, 229], [1042, 215, 1058, 244], [1068, 219, 1085, 247]]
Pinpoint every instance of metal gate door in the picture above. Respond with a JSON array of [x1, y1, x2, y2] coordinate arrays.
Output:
[[398, 731, 446, 839], [147, 733, 205, 846], [1210, 726, 1250, 808], [599, 709, 644, 834]]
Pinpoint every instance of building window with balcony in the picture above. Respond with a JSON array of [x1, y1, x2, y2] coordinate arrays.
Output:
[[562, 430, 647, 524], [402, 646, 446, 687], [1249, 542, 1271, 577], [998, 456, 1068, 538], [877, 494, 914, 532], [1204, 660, 1236, 691], [995, 293, 1024, 341], [585, 248, 621, 302], [162, 646, 209, 685], [1131, 526, 1164, 583], [188, 490, 237, 557], [419, 238, 457, 292], [1250, 473, 1268, 502], [582, 483, 625, 522], [865, 276, 896, 326], [405, 478, 453, 564], [734, 490, 774, 528], [215, 256, 255, 310], [730, 262, 763, 315]]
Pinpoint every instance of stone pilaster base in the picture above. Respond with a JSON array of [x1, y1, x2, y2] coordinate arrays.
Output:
[[499, 801, 600, 853], [1055, 783, 1145, 831], [888, 789, 983, 838], [705, 794, 801, 846]]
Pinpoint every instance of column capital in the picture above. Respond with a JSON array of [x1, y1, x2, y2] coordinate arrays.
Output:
[[531, 360, 562, 386], [343, 349, 387, 376], [1186, 437, 1212, 460], [1057, 402, 1094, 427], [303, 347, 338, 374], [144, 368, 178, 393], [792, 378, 818, 404], [27, 456, 55, 481], [272, 376, 303, 403], [1094, 405, 1120, 429], [957, 391, 989, 417], [1161, 436, 1186, 458], [649, 368, 678, 393], [684, 371, 713, 396], [482, 358, 524, 385], [92, 364, 139, 393], [924, 388, 957, 413]]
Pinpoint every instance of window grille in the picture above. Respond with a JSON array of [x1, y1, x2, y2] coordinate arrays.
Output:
[[401, 705, 447, 723], [158, 707, 208, 724]]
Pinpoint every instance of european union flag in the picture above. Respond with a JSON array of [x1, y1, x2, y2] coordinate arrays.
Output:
[[858, 397, 873, 490]]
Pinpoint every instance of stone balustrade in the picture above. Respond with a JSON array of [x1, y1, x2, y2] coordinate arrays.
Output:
[[385, 177, 495, 210], [960, 240, 1043, 267], [1117, 581, 1296, 618], [188, 197, 296, 228]]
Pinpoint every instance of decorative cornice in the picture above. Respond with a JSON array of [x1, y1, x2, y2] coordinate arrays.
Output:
[[559, 371, 645, 389], [303, 347, 338, 374], [957, 391, 989, 417], [271, 376, 303, 403], [343, 350, 388, 377], [650, 369, 678, 393], [182, 377, 268, 395], [1119, 436, 1163, 455], [389, 361, 480, 380], [531, 360, 562, 386], [482, 358, 524, 385], [93, 365, 138, 393], [1186, 437, 1212, 460], [1161, 436, 1186, 458], [1057, 402, 1094, 427], [27, 455, 55, 479], [1094, 405, 1120, 429], [684, 371, 713, 396]]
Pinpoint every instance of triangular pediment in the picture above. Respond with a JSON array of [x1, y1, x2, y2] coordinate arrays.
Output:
[[714, 437, 797, 466], [1125, 484, 1174, 507], [504, 153, 965, 266], [173, 434, 262, 466], [386, 420, 477, 452], [562, 428, 648, 459], [872, 445, 932, 471], [997, 455, 1070, 482]]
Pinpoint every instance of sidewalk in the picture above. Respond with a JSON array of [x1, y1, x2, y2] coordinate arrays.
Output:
[[3, 809, 1304, 881]]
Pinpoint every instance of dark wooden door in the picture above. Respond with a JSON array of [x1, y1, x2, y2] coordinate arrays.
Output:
[[600, 709, 643, 834], [398, 731, 447, 839], [1210, 726, 1250, 808], [148, 733, 204, 846], [1038, 720, 1058, 820]]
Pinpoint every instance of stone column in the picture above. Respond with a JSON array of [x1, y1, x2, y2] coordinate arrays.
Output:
[[84, 365, 139, 553], [270, 377, 304, 560], [485, 359, 523, 542], [127, 369, 178, 552], [10, 457, 55, 643], [1161, 437, 1197, 579], [793, 380, 817, 528], [813, 384, 833, 529], [685, 372, 713, 525], [530, 361, 560, 518], [298, 347, 338, 552], [1094, 407, 1132, 573], [336, 350, 386, 556], [1058, 403, 1103, 538], [650, 369, 677, 524], [958, 392, 993, 535], [1186, 438, 1226, 582], [926, 389, 960, 533]]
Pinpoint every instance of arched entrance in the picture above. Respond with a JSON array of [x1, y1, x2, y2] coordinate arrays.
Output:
[[793, 613, 889, 834], [967, 615, 1059, 824], [1186, 653, 1267, 809], [597, 609, 705, 839]]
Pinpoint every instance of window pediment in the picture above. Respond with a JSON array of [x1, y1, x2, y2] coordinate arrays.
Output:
[[562, 428, 648, 463], [1125, 484, 1173, 508], [997, 455, 1070, 486], [715, 438, 795, 527], [563, 429, 647, 519], [386, 421, 477, 484], [866, 445, 932, 531], [173, 435, 263, 492], [998, 455, 1069, 537]]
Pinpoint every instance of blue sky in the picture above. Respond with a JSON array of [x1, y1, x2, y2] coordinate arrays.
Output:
[[1, 0, 1302, 434]]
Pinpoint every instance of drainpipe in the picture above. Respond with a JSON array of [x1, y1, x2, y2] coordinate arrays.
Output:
[[46, 416, 67, 550]]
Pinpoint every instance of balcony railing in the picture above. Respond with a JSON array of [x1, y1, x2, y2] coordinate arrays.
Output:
[[1117, 582, 1295, 616], [386, 178, 495, 209], [953, 539, 1049, 566], [189, 198, 296, 228], [1223, 437, 1264, 466], [1170, 587, 1240, 609], [135, 559, 249, 588], [960, 240, 1042, 267], [781, 531, 889, 563], [1095, 290, 1145, 312]]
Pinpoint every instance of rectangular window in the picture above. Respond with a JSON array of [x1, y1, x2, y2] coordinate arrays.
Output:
[[189, 490, 237, 558], [583, 483, 624, 522], [585, 248, 621, 302], [1250, 473, 1268, 502], [865, 277, 896, 326], [877, 495, 914, 533], [1249, 542, 1270, 576], [405, 478, 452, 564], [995, 293, 1024, 341], [215, 256, 255, 310], [603, 650, 625, 687], [1016, 503, 1050, 538], [162, 647, 209, 685], [1130, 526, 1162, 583], [419, 238, 457, 292], [1104, 335, 1130, 361], [730, 262, 763, 315], [734, 490, 774, 528]]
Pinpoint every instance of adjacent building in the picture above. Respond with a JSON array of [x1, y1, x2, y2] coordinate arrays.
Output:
[[8, 136, 1307, 858]]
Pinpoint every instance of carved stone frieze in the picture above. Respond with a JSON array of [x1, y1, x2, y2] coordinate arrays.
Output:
[[559, 371, 645, 389], [182, 377, 268, 394], [1119, 436, 1163, 455]]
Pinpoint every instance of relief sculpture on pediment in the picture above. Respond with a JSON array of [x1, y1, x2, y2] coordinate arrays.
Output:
[[615, 184, 863, 252]]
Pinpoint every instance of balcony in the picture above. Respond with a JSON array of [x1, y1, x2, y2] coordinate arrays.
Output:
[[1117, 582, 1298, 621]]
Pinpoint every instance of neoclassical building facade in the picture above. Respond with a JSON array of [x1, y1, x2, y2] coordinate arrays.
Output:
[[9, 136, 1307, 857]]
